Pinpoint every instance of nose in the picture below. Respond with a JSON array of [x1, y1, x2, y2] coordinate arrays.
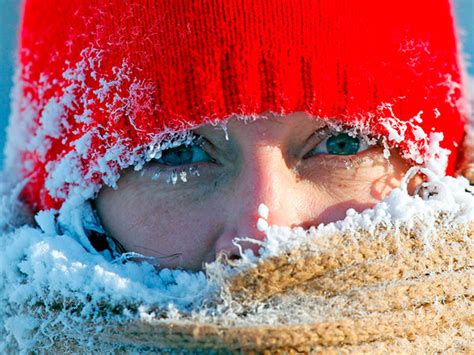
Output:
[[214, 144, 306, 260]]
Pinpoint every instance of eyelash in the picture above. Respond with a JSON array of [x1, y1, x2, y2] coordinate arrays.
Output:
[[302, 129, 373, 159], [148, 165, 202, 185], [309, 147, 380, 170], [150, 130, 379, 178]]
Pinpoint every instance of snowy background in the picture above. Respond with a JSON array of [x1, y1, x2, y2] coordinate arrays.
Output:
[[0, 0, 472, 168]]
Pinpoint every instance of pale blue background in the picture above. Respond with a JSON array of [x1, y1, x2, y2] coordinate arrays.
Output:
[[0, 0, 472, 167]]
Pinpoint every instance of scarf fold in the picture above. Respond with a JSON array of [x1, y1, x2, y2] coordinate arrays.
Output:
[[88, 222, 474, 353], [0, 174, 472, 353]]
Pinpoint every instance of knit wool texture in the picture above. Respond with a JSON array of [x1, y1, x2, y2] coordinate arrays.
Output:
[[0, 158, 472, 352], [7, 0, 467, 212], [4, 216, 473, 353]]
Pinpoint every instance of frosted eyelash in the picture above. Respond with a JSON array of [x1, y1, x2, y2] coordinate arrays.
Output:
[[322, 121, 381, 148], [150, 166, 201, 185], [309, 148, 390, 172]]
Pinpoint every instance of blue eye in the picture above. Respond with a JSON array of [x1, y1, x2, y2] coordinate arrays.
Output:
[[305, 133, 369, 157], [156, 144, 214, 166]]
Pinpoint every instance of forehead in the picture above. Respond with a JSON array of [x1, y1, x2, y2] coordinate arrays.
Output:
[[195, 112, 328, 141]]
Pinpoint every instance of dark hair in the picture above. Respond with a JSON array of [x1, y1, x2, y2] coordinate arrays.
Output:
[[87, 200, 127, 257], [87, 229, 127, 255]]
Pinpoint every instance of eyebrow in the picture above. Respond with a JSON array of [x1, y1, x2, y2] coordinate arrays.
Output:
[[194, 126, 230, 145], [193, 116, 330, 147]]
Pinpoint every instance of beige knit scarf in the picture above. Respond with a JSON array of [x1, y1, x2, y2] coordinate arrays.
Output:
[[39, 213, 473, 353]]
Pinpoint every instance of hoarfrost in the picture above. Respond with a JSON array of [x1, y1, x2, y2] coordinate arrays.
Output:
[[0, 164, 472, 351]]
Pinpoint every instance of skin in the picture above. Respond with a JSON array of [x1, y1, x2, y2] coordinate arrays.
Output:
[[457, 130, 474, 184], [95, 112, 421, 271]]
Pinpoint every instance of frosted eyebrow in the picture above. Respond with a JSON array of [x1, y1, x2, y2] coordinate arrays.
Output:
[[306, 125, 331, 142]]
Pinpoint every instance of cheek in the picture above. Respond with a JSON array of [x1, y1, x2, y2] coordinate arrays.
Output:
[[299, 151, 410, 222], [94, 149, 414, 269], [95, 182, 222, 270], [343, 160, 406, 201]]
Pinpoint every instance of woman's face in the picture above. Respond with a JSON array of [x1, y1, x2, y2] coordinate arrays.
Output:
[[95, 112, 415, 271]]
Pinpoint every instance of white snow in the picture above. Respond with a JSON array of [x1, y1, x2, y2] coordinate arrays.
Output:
[[257, 203, 270, 231], [1, 43, 472, 351], [0, 163, 472, 349], [5, 44, 465, 218], [257, 218, 269, 232], [258, 203, 269, 219]]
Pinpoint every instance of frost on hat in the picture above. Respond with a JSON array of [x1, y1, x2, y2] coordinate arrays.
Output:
[[5, 0, 467, 212]]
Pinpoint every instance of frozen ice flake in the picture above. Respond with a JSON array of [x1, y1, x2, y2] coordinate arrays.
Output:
[[0, 164, 472, 351], [166, 170, 178, 185], [189, 167, 200, 177], [257, 218, 269, 232], [258, 203, 269, 219], [152, 170, 161, 181]]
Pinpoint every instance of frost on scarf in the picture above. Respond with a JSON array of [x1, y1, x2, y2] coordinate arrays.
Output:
[[1, 60, 472, 352], [0, 168, 472, 353]]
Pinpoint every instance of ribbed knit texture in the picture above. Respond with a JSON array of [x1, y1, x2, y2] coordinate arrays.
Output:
[[7, 217, 473, 353], [9, 0, 467, 211]]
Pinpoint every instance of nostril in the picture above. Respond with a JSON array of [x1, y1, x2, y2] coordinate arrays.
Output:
[[228, 253, 242, 261], [215, 249, 243, 264]]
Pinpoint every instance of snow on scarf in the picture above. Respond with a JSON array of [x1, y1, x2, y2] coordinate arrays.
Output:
[[0, 168, 472, 353]]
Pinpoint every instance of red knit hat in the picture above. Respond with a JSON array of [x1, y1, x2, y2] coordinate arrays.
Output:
[[6, 0, 467, 212]]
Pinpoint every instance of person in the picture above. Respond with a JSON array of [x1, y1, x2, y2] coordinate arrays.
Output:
[[7, 0, 469, 269], [94, 113, 425, 270], [1, 0, 472, 352]]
